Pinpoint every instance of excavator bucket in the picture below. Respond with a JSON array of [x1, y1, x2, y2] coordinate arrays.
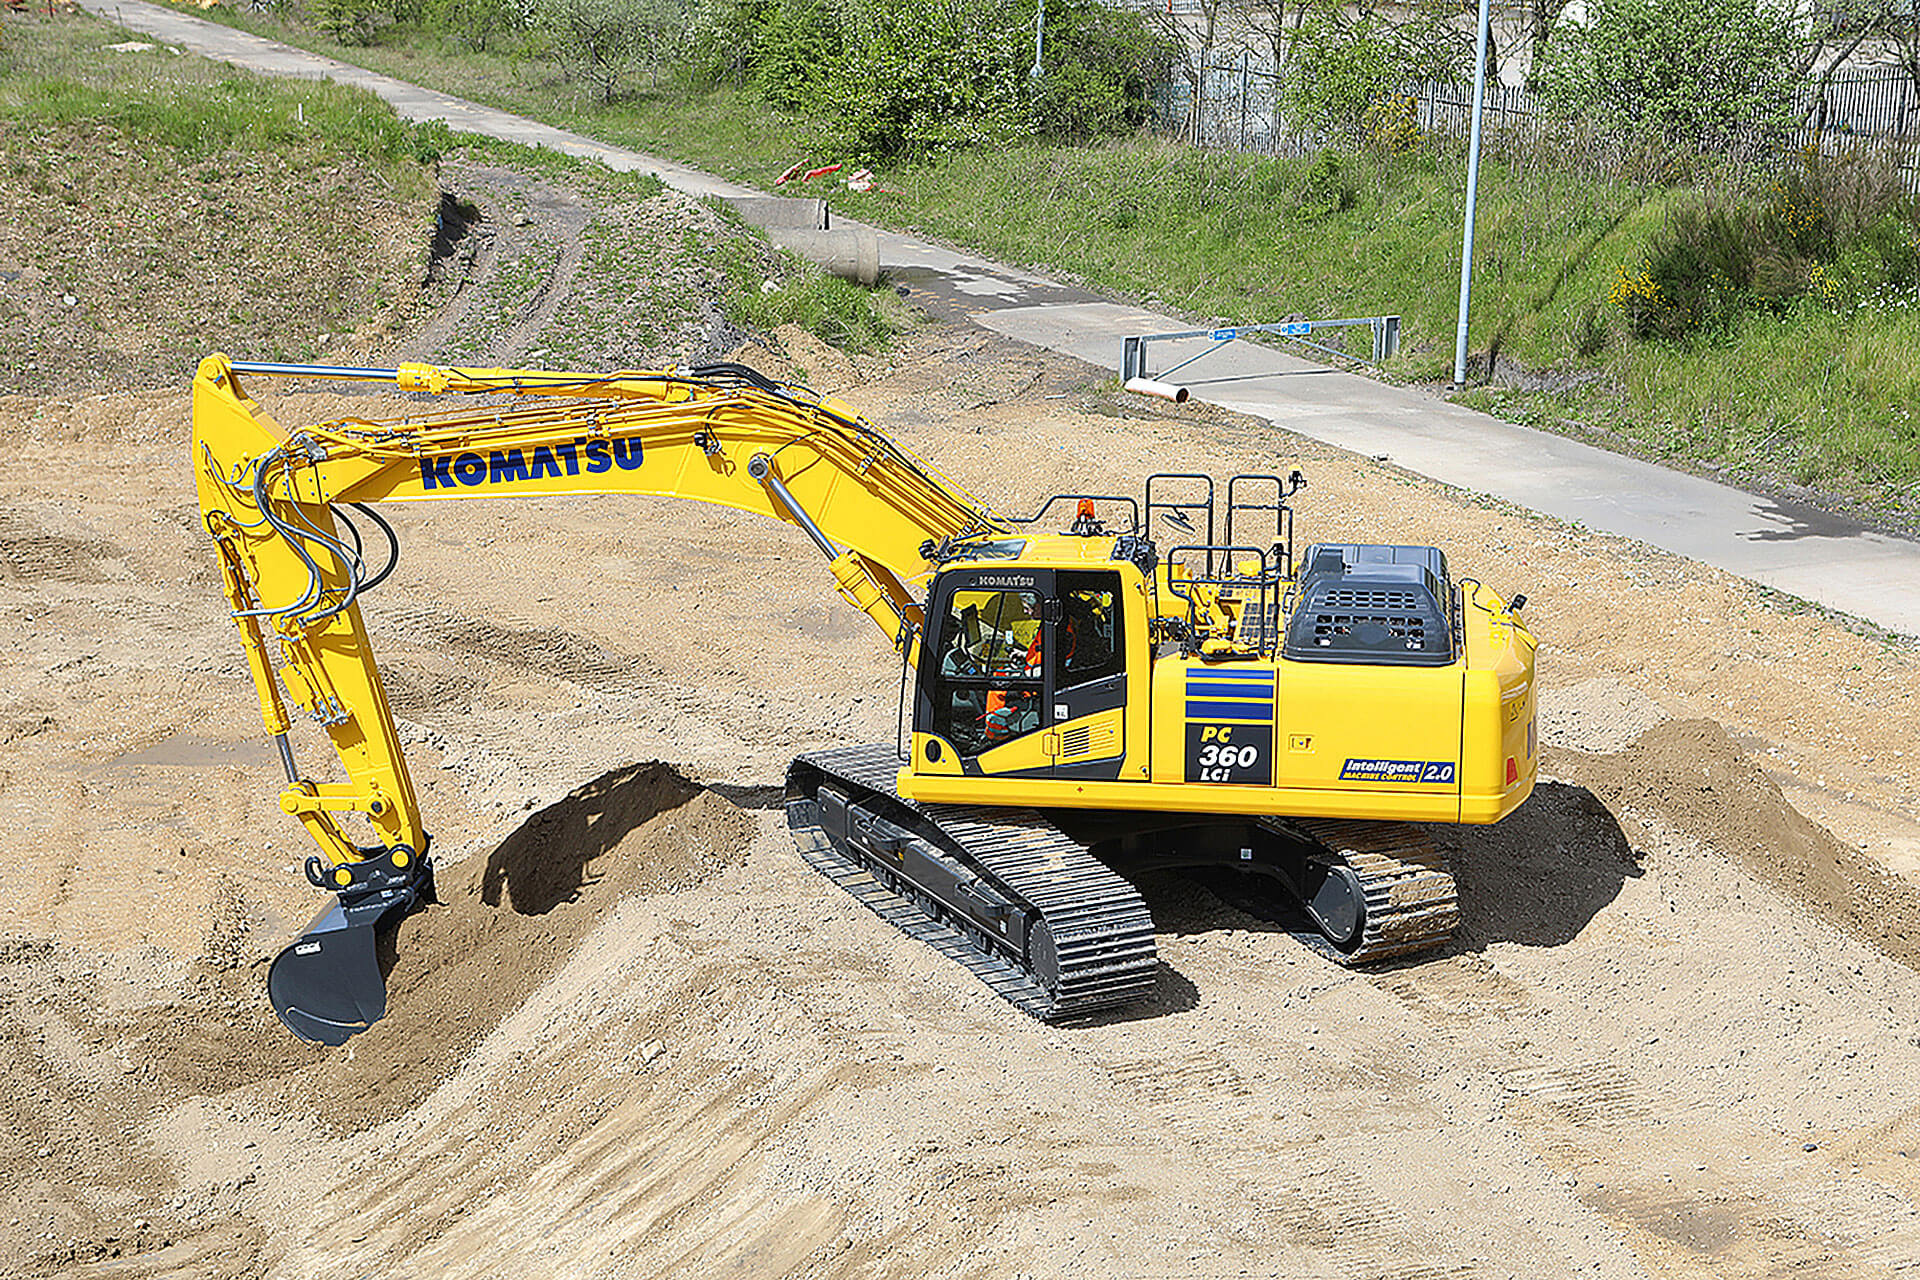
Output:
[[268, 899, 392, 1046]]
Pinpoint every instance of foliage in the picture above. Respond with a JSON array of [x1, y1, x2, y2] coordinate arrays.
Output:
[[1534, 0, 1801, 150], [427, 0, 526, 52], [308, 0, 386, 45], [1614, 148, 1920, 341], [810, 0, 1032, 156], [1276, 0, 1466, 145], [536, 0, 680, 102], [681, 0, 774, 89], [752, 0, 838, 111], [1028, 0, 1176, 142], [1295, 149, 1356, 219], [738, 0, 1168, 155]]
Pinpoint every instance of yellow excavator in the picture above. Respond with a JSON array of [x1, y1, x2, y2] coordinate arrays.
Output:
[[191, 354, 1537, 1043]]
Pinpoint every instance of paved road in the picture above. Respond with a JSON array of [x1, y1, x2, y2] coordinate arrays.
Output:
[[78, 0, 1920, 637]]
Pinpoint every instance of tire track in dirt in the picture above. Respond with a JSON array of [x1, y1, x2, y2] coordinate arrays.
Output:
[[398, 165, 591, 367]]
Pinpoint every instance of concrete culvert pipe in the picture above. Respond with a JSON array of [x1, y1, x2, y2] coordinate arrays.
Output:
[[1125, 376, 1190, 404], [764, 228, 883, 288], [724, 196, 830, 231]]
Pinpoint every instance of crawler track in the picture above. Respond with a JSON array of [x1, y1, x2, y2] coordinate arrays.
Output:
[[1262, 817, 1459, 965], [786, 744, 1159, 1021]]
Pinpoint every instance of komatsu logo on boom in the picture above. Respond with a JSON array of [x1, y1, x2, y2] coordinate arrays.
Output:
[[418, 437, 643, 490]]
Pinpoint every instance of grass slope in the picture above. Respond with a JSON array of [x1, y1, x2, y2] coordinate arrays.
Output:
[[0, 11, 441, 392], [101, 9, 1920, 529]]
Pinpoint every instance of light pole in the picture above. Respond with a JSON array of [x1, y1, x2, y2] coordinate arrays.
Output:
[[1451, 0, 1493, 389], [1031, 0, 1046, 79]]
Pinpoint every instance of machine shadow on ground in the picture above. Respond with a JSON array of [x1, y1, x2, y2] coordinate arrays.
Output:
[[1100, 780, 1639, 987], [1445, 779, 1641, 952]]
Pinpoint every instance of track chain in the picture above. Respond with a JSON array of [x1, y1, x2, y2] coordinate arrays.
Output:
[[787, 743, 1158, 1021], [1264, 817, 1459, 965]]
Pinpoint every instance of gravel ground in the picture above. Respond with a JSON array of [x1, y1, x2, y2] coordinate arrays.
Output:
[[4, 157, 1920, 1280]]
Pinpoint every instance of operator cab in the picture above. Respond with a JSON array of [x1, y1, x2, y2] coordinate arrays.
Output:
[[912, 489, 1163, 781], [918, 563, 1134, 773], [909, 476, 1303, 783]]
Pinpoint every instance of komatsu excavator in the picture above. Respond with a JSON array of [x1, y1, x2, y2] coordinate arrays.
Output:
[[191, 353, 1536, 1044]]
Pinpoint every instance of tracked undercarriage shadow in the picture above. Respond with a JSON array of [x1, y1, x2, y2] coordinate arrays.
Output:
[[1443, 780, 1641, 951], [1112, 781, 1639, 968]]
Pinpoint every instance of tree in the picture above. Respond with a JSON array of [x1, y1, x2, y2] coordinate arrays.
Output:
[[1030, 0, 1178, 142], [753, 0, 839, 110], [538, 0, 683, 102], [1524, 0, 1579, 79], [1272, 0, 1467, 144], [1139, 0, 1229, 144], [1534, 0, 1802, 150]]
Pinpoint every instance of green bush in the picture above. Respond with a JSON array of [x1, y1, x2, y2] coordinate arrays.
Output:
[[814, 0, 1030, 156], [309, 0, 386, 45], [1295, 149, 1356, 220], [1535, 0, 1798, 150], [1614, 149, 1920, 341], [739, 0, 1166, 157], [1028, 0, 1175, 142], [752, 0, 837, 111]]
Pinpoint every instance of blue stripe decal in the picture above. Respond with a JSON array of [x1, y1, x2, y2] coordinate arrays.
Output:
[[1186, 680, 1275, 697], [1185, 670, 1274, 684], [1185, 699, 1275, 721]]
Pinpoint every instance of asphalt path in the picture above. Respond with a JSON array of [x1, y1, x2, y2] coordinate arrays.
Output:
[[76, 0, 1920, 637]]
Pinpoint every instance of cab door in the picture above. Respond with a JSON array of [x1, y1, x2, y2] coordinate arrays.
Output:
[[1046, 569, 1129, 780]]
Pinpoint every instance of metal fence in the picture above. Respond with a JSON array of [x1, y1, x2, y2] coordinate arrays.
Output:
[[1167, 61, 1920, 165]]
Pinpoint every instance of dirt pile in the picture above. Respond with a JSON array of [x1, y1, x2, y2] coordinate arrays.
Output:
[[313, 764, 751, 1131], [1558, 718, 1920, 970], [401, 159, 785, 373], [0, 763, 747, 1276]]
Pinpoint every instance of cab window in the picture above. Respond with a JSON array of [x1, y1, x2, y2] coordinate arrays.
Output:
[[1052, 574, 1124, 692], [931, 587, 1042, 757]]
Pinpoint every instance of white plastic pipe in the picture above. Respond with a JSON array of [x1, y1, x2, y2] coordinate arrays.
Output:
[[1124, 376, 1190, 403]]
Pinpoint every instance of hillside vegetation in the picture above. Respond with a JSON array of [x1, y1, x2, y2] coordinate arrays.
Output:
[[0, 13, 443, 393], [145, 4, 1920, 531]]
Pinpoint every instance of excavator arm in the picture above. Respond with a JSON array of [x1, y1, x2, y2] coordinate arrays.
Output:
[[191, 353, 1006, 1043]]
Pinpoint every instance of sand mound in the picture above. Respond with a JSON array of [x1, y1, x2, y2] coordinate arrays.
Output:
[[1538, 676, 1669, 754], [123, 763, 750, 1135], [1558, 719, 1920, 968], [307, 763, 753, 1132]]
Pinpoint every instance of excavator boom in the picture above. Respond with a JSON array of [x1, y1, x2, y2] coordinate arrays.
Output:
[[193, 354, 1004, 1042]]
